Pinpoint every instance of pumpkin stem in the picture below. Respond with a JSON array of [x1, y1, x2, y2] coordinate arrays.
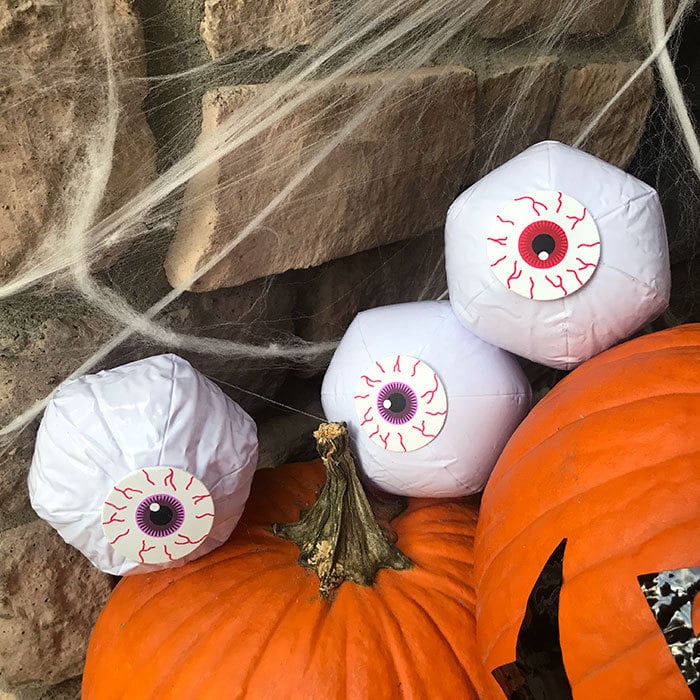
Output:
[[273, 422, 412, 598]]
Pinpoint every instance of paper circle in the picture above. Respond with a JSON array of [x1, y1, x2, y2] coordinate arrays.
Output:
[[102, 467, 214, 565], [487, 190, 601, 300], [354, 355, 448, 452]]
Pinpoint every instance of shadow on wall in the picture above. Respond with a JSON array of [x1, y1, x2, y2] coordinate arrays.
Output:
[[629, 8, 700, 324]]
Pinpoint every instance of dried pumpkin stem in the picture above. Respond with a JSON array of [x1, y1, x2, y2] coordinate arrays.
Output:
[[273, 422, 412, 598]]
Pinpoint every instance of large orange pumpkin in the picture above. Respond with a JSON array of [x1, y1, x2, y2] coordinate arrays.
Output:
[[474, 324, 700, 699], [83, 424, 488, 699]]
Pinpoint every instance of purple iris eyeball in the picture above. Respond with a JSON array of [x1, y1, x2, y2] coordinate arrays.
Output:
[[321, 300, 532, 497], [28, 354, 258, 576]]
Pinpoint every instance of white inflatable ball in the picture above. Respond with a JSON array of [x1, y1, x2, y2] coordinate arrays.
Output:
[[28, 354, 258, 576], [445, 140, 671, 369], [321, 301, 531, 497]]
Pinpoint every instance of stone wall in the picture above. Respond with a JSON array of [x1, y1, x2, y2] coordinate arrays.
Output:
[[0, 0, 677, 694]]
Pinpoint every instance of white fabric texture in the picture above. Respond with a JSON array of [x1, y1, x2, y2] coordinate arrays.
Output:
[[445, 140, 671, 369], [28, 354, 258, 576], [321, 301, 531, 497]]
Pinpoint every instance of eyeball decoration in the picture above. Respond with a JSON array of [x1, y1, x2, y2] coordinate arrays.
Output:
[[446, 140, 671, 369], [486, 190, 601, 300], [100, 468, 215, 565], [321, 301, 531, 497], [355, 355, 448, 453], [28, 354, 258, 576]]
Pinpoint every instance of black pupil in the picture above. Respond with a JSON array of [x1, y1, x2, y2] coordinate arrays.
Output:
[[532, 234, 556, 255], [149, 504, 173, 526], [386, 392, 407, 413]]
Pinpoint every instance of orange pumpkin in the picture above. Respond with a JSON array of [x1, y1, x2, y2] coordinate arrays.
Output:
[[474, 324, 700, 699], [83, 424, 489, 699]]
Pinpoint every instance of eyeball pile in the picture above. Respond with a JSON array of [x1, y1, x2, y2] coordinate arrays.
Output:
[[28, 354, 258, 576], [322, 140, 672, 496], [28, 140, 673, 568], [321, 301, 531, 497], [445, 140, 671, 369]]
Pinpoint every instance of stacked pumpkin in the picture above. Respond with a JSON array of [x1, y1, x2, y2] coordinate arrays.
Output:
[[82, 325, 700, 699]]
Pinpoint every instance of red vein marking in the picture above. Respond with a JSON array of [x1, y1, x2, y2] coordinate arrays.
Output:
[[411, 359, 420, 377], [393, 355, 401, 372], [375, 361, 385, 373], [379, 432, 390, 449], [420, 373, 439, 404], [556, 192, 563, 213], [109, 528, 130, 545], [105, 501, 127, 511], [545, 274, 568, 295], [515, 196, 547, 216], [142, 470, 155, 486], [102, 512, 126, 526], [507, 260, 522, 289], [566, 207, 587, 230], [487, 237, 508, 246], [490, 255, 507, 267], [412, 421, 437, 439], [164, 468, 176, 491], [529, 276, 535, 299], [354, 394, 370, 399], [576, 257, 596, 270], [369, 425, 380, 439], [138, 540, 156, 564], [174, 533, 208, 546], [577, 241, 600, 248], [398, 433, 407, 452], [193, 494, 211, 505], [567, 268, 583, 286], [185, 474, 195, 491], [360, 375, 381, 387], [195, 512, 215, 519], [163, 545, 175, 562], [361, 407, 373, 426], [426, 410, 447, 416], [497, 215, 515, 225], [114, 486, 142, 500]]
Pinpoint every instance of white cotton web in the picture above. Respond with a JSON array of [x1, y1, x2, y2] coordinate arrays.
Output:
[[0, 0, 697, 446], [445, 140, 672, 369], [321, 301, 531, 497], [28, 354, 258, 576]]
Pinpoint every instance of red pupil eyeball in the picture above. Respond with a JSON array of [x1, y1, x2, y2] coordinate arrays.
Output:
[[518, 220, 568, 269]]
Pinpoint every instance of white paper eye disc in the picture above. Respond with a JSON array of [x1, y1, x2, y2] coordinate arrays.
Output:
[[102, 467, 214, 564], [354, 355, 447, 452], [486, 190, 601, 300]]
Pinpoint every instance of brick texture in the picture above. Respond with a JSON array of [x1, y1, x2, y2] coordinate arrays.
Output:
[[165, 66, 476, 291], [549, 62, 655, 167]]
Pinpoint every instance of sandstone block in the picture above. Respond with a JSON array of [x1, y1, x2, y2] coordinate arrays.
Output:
[[294, 231, 446, 350], [158, 277, 298, 413], [473, 57, 562, 178], [549, 62, 654, 167], [0, 427, 36, 531], [0, 0, 155, 285], [633, 0, 681, 40], [0, 521, 112, 690], [201, 0, 331, 56], [4, 677, 81, 700], [166, 66, 476, 291], [0, 303, 116, 430], [474, 0, 628, 38], [256, 400, 322, 469]]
